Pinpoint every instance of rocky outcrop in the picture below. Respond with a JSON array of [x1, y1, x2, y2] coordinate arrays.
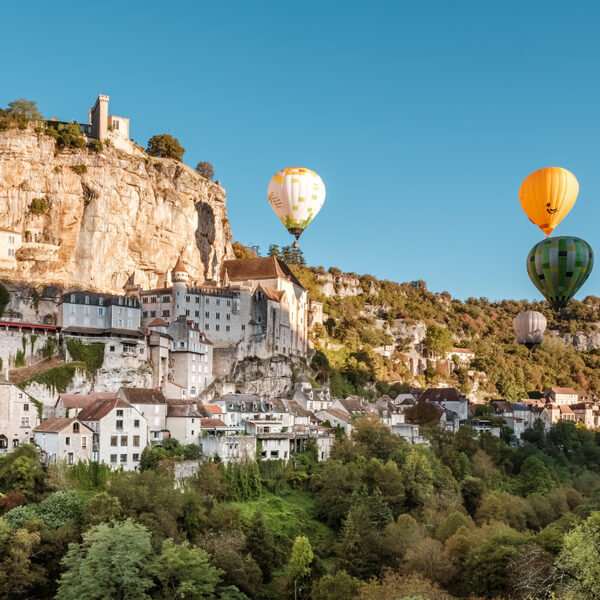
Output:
[[559, 327, 600, 351], [316, 273, 364, 298], [0, 129, 234, 293]]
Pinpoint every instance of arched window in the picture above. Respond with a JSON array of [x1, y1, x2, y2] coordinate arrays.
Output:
[[73, 422, 80, 433]]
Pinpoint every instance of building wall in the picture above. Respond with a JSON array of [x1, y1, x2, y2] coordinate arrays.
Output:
[[0, 384, 40, 450], [200, 435, 256, 463], [130, 403, 167, 443], [90, 95, 109, 141], [166, 416, 200, 445], [0, 327, 57, 372], [35, 424, 93, 464], [259, 437, 290, 460], [94, 407, 147, 471], [0, 230, 21, 268]]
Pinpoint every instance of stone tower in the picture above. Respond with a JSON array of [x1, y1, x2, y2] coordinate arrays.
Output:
[[172, 254, 189, 318]]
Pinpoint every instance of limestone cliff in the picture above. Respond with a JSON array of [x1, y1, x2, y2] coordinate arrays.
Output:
[[0, 129, 234, 293]]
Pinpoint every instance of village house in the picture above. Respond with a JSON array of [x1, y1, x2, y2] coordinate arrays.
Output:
[[0, 383, 40, 451], [571, 402, 596, 429], [446, 347, 475, 364], [314, 407, 353, 435], [291, 381, 332, 412], [117, 388, 168, 444], [165, 403, 205, 445], [166, 316, 213, 397], [0, 229, 21, 270], [54, 392, 117, 418], [77, 396, 148, 471], [544, 387, 580, 406], [34, 418, 93, 464], [419, 387, 469, 421]]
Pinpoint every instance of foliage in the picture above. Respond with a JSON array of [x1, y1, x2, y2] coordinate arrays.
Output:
[[232, 241, 258, 259], [146, 134, 185, 161], [0, 98, 41, 129], [29, 197, 49, 215], [88, 138, 103, 152], [45, 122, 86, 149], [196, 161, 215, 180], [19, 362, 84, 394], [0, 282, 9, 319], [70, 164, 87, 175], [65, 338, 105, 372], [422, 323, 453, 358]]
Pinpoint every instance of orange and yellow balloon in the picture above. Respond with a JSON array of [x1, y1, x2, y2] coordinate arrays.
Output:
[[519, 167, 578, 236]]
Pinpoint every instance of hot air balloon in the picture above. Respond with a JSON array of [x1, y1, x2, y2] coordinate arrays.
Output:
[[268, 167, 326, 247], [514, 311, 547, 349], [519, 167, 578, 236], [526, 236, 594, 309]]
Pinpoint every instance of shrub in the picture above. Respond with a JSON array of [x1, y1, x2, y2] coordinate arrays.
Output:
[[88, 139, 103, 152], [195, 161, 215, 180], [70, 164, 87, 175], [29, 197, 49, 215], [146, 134, 185, 161], [65, 339, 104, 372], [46, 121, 86, 149], [0, 282, 10, 318]]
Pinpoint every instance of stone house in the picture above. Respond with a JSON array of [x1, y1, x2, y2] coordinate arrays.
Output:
[[544, 387, 580, 406], [0, 383, 40, 451], [166, 316, 213, 397], [291, 381, 332, 413], [571, 402, 595, 429], [77, 397, 148, 471], [199, 432, 256, 463], [117, 388, 168, 444], [0, 228, 21, 269], [446, 347, 475, 364], [419, 387, 469, 421], [34, 417, 93, 464], [54, 392, 117, 418], [165, 403, 205, 445], [314, 407, 353, 435]]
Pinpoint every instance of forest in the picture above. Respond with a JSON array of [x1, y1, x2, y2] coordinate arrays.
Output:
[[0, 415, 599, 600]]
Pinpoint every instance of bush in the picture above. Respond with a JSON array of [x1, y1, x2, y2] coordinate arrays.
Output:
[[65, 339, 104, 372], [88, 139, 103, 152], [195, 161, 215, 180], [146, 134, 185, 161], [46, 121, 86, 149], [0, 282, 9, 318], [70, 164, 87, 175], [29, 197, 49, 215]]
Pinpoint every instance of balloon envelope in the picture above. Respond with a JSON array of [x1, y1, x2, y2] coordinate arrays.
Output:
[[527, 236, 594, 309], [519, 167, 578, 236], [268, 167, 326, 241], [514, 311, 547, 347]]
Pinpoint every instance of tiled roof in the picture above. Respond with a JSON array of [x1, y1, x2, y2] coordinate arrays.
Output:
[[419, 388, 464, 403], [147, 318, 169, 327], [559, 405, 574, 414], [78, 397, 133, 421], [200, 418, 227, 428], [318, 408, 350, 422], [119, 388, 167, 405], [450, 347, 475, 354], [257, 284, 285, 303], [58, 392, 116, 409], [167, 404, 203, 418], [547, 387, 579, 395], [34, 418, 85, 433], [338, 397, 366, 413], [222, 256, 304, 289], [286, 400, 312, 418], [202, 404, 222, 414]]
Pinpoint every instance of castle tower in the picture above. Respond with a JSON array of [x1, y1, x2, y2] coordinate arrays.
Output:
[[90, 94, 109, 141], [212, 252, 219, 286], [172, 253, 189, 318]]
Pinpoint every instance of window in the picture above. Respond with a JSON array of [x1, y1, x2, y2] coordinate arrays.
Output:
[[111, 436, 118, 446], [68, 452, 74, 465], [215, 324, 220, 331], [195, 297, 200, 303], [185, 295, 190, 302], [161, 295, 171, 302], [216, 299, 220, 305], [133, 435, 140, 446], [113, 119, 120, 130], [23, 404, 29, 412], [121, 435, 127, 446], [205, 324, 209, 330], [226, 313, 230, 320], [99, 298, 104, 306], [195, 310, 199, 317], [215, 312, 220, 319], [185, 309, 190, 316], [116, 410, 123, 417], [120, 454, 127, 463], [7, 248, 14, 256], [162, 310, 170, 317], [20, 417, 29, 427], [133, 453, 140, 462], [73, 422, 79, 433], [116, 420, 123, 430], [134, 419, 139, 428], [226, 326, 230, 332], [65, 436, 70, 445], [110, 345, 115, 352], [81, 436, 87, 448], [110, 454, 117, 463], [150, 310, 156, 317], [205, 311, 210, 318], [206, 298, 210, 304], [226, 299, 231, 306], [242, 324, 245, 331], [85, 296, 89, 304], [270, 450, 279, 458], [70, 294, 75, 303]]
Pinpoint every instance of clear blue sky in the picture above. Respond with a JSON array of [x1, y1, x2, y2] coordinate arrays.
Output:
[[1, 0, 599, 301]]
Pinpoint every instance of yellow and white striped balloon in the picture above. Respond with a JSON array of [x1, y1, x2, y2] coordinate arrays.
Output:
[[268, 167, 326, 244]]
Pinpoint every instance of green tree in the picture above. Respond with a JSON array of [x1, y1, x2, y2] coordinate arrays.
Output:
[[0, 444, 46, 500], [399, 448, 434, 511], [155, 539, 222, 599], [56, 520, 154, 600], [146, 134, 185, 161], [245, 511, 276, 582], [268, 244, 282, 259], [422, 324, 453, 358], [82, 492, 123, 528], [517, 456, 554, 496], [288, 536, 313, 600], [558, 512, 600, 598], [195, 161, 215, 180], [8, 99, 41, 120], [311, 570, 361, 600]]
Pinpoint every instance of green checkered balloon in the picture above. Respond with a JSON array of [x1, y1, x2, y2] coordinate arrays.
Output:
[[527, 236, 594, 309]]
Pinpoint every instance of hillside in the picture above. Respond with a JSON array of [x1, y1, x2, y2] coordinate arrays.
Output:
[[290, 263, 600, 401]]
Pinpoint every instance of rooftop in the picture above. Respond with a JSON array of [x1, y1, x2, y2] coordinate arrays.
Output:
[[222, 256, 304, 290]]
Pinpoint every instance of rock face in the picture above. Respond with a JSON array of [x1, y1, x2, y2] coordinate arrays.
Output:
[[0, 129, 234, 293]]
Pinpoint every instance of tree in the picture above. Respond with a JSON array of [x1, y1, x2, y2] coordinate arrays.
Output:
[[56, 520, 154, 600], [356, 571, 456, 600], [154, 539, 222, 599], [245, 511, 276, 582], [311, 570, 361, 600], [146, 134, 185, 161], [558, 512, 600, 598], [288, 536, 313, 600], [517, 456, 554, 496], [82, 492, 123, 528], [7, 99, 41, 120], [232, 242, 258, 259], [422, 324, 453, 358], [195, 161, 215, 180], [268, 244, 282, 259]]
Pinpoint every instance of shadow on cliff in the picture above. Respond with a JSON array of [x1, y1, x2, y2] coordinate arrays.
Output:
[[195, 201, 216, 279]]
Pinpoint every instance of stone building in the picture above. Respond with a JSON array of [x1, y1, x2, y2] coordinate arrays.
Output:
[[0, 229, 21, 269], [87, 94, 131, 150], [34, 417, 93, 464], [0, 383, 40, 451]]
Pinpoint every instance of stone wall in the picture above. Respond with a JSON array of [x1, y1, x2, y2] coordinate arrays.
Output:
[[0, 328, 57, 373]]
